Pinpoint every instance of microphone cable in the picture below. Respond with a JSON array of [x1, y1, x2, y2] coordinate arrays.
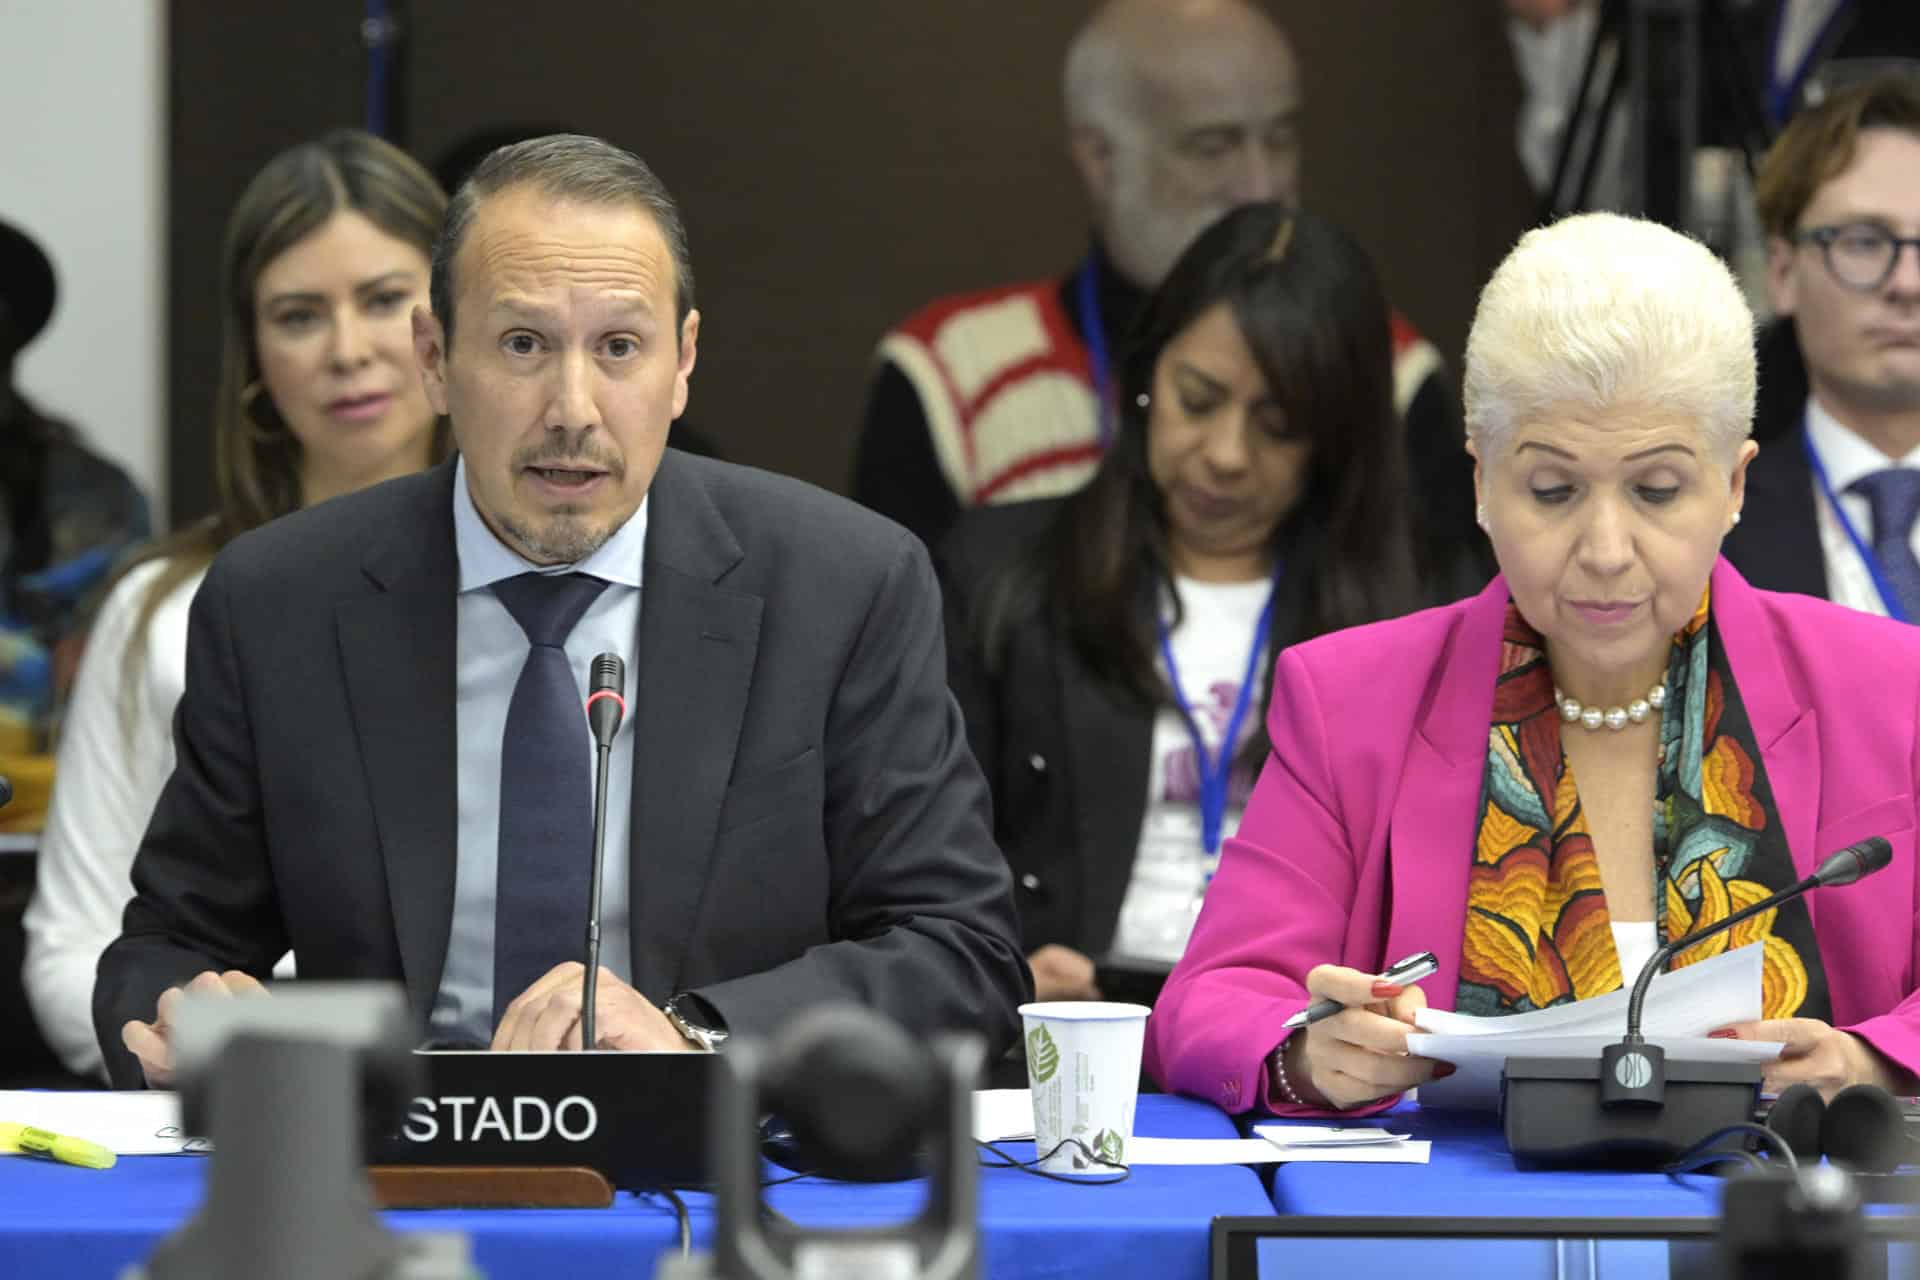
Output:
[[1663, 1121, 1802, 1181], [975, 1136, 1131, 1184]]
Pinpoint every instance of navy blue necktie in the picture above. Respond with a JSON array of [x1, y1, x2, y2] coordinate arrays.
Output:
[[1848, 469, 1920, 622], [490, 571, 609, 1028]]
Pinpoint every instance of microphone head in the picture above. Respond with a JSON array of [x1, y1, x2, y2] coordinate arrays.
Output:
[[586, 652, 627, 747], [589, 652, 625, 695], [1814, 836, 1893, 888]]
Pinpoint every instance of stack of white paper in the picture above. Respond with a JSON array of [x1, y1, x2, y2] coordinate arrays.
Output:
[[972, 1088, 1037, 1143], [1406, 941, 1783, 1111], [1253, 1124, 1431, 1165], [0, 1090, 202, 1155]]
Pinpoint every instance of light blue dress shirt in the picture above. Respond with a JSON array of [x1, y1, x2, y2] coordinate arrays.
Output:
[[428, 456, 646, 1045]]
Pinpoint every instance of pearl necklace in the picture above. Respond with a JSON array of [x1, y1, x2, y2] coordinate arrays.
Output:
[[1553, 682, 1667, 733]]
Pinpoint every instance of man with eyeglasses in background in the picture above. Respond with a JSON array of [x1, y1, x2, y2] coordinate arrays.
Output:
[[1726, 74, 1920, 620]]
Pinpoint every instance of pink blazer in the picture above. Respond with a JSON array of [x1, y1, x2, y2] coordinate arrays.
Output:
[[1146, 560, 1920, 1114]]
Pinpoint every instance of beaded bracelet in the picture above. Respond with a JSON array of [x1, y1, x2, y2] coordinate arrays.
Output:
[[1267, 1040, 1305, 1106]]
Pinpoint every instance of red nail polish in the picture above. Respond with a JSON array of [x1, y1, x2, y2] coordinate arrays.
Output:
[[1371, 981, 1404, 999], [1708, 1029, 1740, 1040], [1432, 1063, 1456, 1079]]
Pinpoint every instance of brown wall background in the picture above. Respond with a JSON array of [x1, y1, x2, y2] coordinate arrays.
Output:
[[169, 1, 1533, 521]]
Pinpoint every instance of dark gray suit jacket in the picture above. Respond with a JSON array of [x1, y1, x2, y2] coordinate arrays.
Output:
[[94, 452, 1028, 1086]]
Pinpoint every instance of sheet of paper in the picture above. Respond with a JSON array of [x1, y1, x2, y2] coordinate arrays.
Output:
[[971, 1090, 1430, 1164], [1405, 1034, 1783, 1111], [972, 1088, 1036, 1142], [0, 1090, 202, 1155], [973, 1090, 1284, 1164], [1413, 942, 1763, 1041], [1255, 1125, 1411, 1147], [1126, 1136, 1292, 1165], [1253, 1124, 1432, 1164]]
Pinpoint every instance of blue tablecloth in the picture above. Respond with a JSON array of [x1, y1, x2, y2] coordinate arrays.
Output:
[[1268, 1103, 1730, 1218], [1253, 1104, 1903, 1278], [0, 1093, 1270, 1279]]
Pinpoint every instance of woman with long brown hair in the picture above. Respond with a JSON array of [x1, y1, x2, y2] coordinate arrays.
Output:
[[24, 130, 449, 1078]]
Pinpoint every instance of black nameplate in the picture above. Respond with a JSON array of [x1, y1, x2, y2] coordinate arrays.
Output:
[[368, 1050, 718, 1189]]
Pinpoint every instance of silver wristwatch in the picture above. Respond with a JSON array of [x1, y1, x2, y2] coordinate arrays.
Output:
[[663, 996, 728, 1052]]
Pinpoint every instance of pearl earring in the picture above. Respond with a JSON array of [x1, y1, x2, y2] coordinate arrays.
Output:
[[1731, 511, 1742, 526], [1135, 392, 1151, 408], [1476, 503, 1488, 529]]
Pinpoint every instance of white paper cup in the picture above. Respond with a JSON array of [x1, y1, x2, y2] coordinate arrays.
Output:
[[1018, 1000, 1150, 1175]]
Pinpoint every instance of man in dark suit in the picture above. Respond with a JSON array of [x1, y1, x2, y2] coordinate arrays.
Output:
[[95, 135, 1028, 1087], [1725, 76, 1920, 613]]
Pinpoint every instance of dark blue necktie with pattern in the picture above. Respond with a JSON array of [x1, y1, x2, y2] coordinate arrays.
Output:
[[1848, 469, 1920, 622], [490, 571, 609, 1028]]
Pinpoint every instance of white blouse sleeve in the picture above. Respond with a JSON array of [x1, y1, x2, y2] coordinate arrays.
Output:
[[23, 561, 198, 1079]]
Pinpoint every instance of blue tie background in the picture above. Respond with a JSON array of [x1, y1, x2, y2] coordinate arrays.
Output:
[[1849, 469, 1920, 622]]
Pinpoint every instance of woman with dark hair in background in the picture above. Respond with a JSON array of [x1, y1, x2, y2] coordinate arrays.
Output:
[[0, 218, 150, 833], [23, 130, 450, 1079], [941, 202, 1421, 1005]]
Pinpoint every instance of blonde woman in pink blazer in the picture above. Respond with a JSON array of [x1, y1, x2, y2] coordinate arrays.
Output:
[[1148, 212, 1920, 1116]]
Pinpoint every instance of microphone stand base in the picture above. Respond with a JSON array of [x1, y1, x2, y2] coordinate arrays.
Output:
[[1501, 1054, 1762, 1169]]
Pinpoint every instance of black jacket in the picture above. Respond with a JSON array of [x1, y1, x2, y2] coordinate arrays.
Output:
[[938, 499, 1321, 957], [1723, 419, 1830, 600]]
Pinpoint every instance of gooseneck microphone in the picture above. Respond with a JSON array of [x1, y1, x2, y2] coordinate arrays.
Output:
[[580, 653, 627, 1052], [1503, 835, 1895, 1166], [1619, 836, 1894, 1045]]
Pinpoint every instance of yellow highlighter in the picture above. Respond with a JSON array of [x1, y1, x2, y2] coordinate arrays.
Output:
[[0, 1122, 117, 1170]]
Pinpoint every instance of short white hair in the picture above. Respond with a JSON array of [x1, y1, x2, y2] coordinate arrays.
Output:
[[1464, 212, 1756, 461]]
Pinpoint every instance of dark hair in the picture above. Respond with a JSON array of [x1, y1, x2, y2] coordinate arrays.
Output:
[[429, 133, 694, 348], [119, 130, 449, 709], [979, 204, 1418, 759], [1756, 74, 1920, 238]]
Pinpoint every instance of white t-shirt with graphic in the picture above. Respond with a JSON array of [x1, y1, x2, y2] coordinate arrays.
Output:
[[1109, 575, 1272, 965]]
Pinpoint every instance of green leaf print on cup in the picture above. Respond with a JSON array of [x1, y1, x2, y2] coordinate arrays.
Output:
[[1028, 1025, 1060, 1084], [1095, 1128, 1124, 1166]]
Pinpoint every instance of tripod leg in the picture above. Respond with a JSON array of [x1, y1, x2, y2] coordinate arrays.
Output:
[[1539, 0, 1627, 220]]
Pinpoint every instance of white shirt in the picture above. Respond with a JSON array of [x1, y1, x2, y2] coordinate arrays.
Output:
[[23, 560, 206, 1079], [429, 457, 646, 1045], [1110, 575, 1270, 966], [1611, 921, 1659, 987], [1804, 396, 1920, 619]]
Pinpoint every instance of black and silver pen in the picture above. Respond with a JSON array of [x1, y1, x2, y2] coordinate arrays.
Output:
[[1282, 950, 1439, 1030]]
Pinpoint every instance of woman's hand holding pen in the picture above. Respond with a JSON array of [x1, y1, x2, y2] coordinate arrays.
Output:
[[1284, 963, 1450, 1110]]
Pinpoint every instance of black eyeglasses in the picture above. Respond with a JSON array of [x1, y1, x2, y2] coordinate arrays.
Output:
[[1794, 222, 1920, 292]]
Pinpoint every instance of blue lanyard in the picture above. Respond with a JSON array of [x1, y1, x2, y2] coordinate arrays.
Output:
[[1074, 260, 1115, 446], [1802, 423, 1910, 624], [1154, 565, 1283, 856]]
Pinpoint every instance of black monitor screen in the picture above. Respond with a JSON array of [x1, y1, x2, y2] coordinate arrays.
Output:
[[1212, 1216, 1920, 1280]]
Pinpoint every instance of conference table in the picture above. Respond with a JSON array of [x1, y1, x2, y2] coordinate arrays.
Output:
[[11, 1090, 1919, 1279], [0, 1093, 1271, 1280]]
